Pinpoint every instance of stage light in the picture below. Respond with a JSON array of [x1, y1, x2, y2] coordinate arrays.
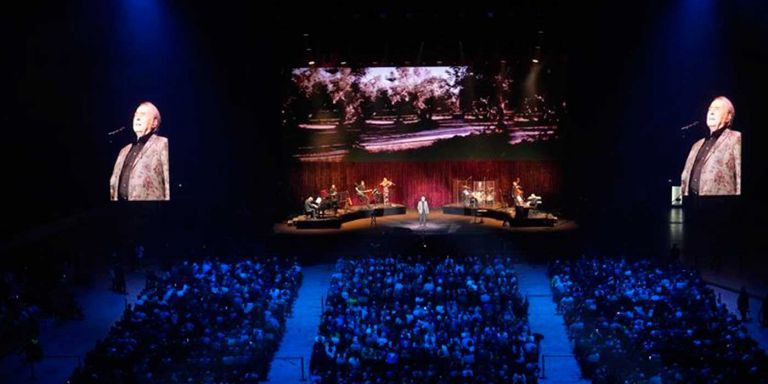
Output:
[[525, 58, 542, 97], [308, 61, 315, 65], [340, 61, 347, 65]]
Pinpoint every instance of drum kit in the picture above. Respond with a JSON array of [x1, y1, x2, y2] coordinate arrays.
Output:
[[471, 189, 494, 204], [462, 180, 496, 207]]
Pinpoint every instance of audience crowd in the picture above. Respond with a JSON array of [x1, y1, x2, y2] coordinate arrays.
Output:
[[70, 256, 302, 383], [311, 253, 539, 384], [549, 257, 767, 383]]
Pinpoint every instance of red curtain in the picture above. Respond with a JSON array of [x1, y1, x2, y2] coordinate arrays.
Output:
[[290, 160, 562, 209]]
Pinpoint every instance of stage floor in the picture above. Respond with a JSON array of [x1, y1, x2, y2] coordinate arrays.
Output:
[[275, 209, 577, 235]]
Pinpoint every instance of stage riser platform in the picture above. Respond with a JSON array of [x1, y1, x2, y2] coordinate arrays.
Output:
[[295, 205, 406, 229], [442, 204, 556, 227]]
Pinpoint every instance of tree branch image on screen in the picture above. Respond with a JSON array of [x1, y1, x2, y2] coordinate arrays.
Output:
[[680, 96, 740, 196], [282, 66, 564, 162], [109, 101, 170, 201]]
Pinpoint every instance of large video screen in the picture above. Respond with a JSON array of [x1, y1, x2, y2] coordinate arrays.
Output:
[[282, 66, 565, 162], [108, 101, 170, 201], [679, 96, 740, 197]]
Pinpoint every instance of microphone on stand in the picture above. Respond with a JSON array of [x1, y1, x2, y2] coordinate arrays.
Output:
[[679, 121, 699, 130], [107, 126, 125, 144], [107, 126, 125, 136], [108, 126, 126, 135]]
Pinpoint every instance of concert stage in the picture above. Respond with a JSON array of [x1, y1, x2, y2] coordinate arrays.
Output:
[[442, 203, 558, 227], [291, 204, 406, 229], [276, 209, 574, 235]]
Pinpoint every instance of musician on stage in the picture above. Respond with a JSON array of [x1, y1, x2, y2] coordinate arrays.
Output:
[[329, 184, 338, 200], [304, 196, 319, 219], [379, 177, 395, 205], [328, 184, 339, 214], [511, 177, 529, 220], [512, 177, 525, 206], [355, 181, 370, 206], [462, 185, 472, 206]]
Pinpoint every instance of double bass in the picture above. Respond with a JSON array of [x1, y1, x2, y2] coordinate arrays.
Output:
[[512, 178, 525, 206]]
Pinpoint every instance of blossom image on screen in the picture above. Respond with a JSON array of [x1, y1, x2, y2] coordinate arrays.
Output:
[[282, 66, 565, 162]]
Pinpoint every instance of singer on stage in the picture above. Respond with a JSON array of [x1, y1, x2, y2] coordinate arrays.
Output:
[[110, 102, 170, 201], [680, 96, 741, 196], [379, 177, 395, 205]]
